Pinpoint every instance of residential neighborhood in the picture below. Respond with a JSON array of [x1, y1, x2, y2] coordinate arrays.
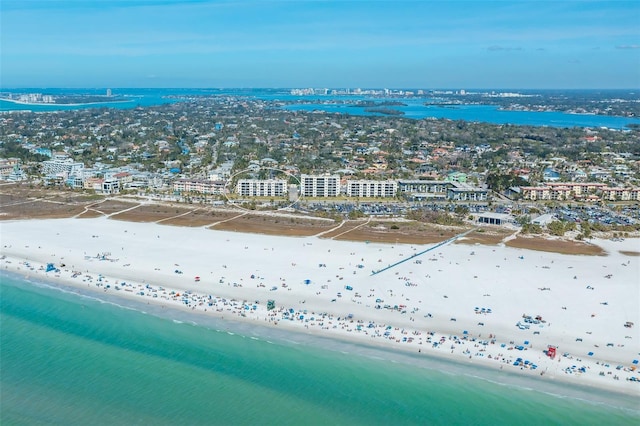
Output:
[[1, 93, 639, 234]]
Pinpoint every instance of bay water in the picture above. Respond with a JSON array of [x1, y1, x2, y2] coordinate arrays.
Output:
[[2, 88, 639, 129], [1, 272, 638, 425]]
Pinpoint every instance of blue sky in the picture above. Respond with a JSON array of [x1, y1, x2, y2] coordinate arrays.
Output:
[[1, 0, 639, 88]]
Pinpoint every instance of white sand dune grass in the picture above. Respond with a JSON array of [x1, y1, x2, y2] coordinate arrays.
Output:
[[2, 217, 639, 395]]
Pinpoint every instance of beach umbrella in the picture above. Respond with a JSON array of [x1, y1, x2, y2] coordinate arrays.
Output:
[[588, 352, 594, 356], [633, 360, 639, 365]]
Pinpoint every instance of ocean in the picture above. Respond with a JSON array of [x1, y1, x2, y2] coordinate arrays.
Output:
[[1, 88, 639, 129], [1, 272, 638, 425]]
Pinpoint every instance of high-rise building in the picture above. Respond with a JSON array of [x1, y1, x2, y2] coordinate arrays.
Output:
[[300, 174, 340, 197], [236, 179, 288, 197], [346, 180, 397, 198]]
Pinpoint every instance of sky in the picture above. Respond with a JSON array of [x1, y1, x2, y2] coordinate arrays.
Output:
[[1, 0, 639, 89]]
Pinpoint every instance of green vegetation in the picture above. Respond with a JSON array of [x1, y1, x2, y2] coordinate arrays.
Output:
[[0, 140, 48, 162], [406, 210, 465, 226], [485, 172, 528, 192]]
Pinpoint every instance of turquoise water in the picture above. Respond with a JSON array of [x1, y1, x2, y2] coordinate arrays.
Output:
[[1, 273, 638, 425], [1, 88, 639, 129], [283, 102, 640, 129]]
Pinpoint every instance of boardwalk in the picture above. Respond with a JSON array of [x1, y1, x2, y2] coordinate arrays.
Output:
[[370, 228, 478, 276]]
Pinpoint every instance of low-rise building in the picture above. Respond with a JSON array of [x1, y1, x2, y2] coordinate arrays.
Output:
[[476, 212, 514, 226], [520, 186, 552, 201], [446, 183, 488, 201], [397, 180, 450, 200], [398, 180, 486, 201], [601, 187, 640, 201], [173, 178, 226, 195], [521, 182, 635, 202], [545, 182, 606, 198], [0, 158, 20, 179]]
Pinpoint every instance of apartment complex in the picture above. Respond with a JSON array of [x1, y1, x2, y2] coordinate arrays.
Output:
[[446, 183, 489, 201], [398, 180, 487, 201], [398, 180, 450, 199], [172, 178, 225, 195], [300, 174, 340, 197], [345, 180, 398, 198], [42, 156, 85, 177], [601, 187, 640, 201], [236, 179, 288, 197], [520, 182, 638, 201]]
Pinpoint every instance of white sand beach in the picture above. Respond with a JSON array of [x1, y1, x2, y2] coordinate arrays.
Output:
[[1, 217, 639, 396]]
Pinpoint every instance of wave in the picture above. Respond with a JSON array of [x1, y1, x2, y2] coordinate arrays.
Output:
[[3, 270, 638, 414]]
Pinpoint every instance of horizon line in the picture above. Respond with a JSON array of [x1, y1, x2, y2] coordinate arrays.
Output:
[[1, 87, 638, 91]]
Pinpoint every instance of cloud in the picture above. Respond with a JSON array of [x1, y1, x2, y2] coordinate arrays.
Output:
[[487, 45, 522, 51], [615, 44, 640, 49]]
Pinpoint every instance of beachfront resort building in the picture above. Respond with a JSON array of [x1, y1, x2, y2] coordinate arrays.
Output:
[[42, 156, 85, 177], [236, 179, 288, 197], [345, 180, 398, 198], [397, 180, 450, 200], [300, 174, 340, 197], [520, 186, 552, 201], [398, 180, 487, 201], [446, 183, 488, 201], [519, 182, 628, 201], [82, 177, 120, 194], [546, 182, 607, 197], [172, 178, 226, 195], [601, 187, 640, 201]]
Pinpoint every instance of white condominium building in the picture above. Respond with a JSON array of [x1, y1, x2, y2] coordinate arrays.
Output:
[[300, 174, 340, 197], [236, 179, 288, 197], [346, 180, 398, 198], [42, 157, 85, 177]]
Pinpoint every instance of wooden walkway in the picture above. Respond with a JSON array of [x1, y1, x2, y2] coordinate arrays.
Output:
[[370, 228, 477, 276]]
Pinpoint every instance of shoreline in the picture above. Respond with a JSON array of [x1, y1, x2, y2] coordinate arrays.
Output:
[[1, 217, 638, 401], [3, 269, 639, 413], [0, 97, 133, 107]]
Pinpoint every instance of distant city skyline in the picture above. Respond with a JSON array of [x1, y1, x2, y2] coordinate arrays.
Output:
[[1, 0, 639, 89]]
